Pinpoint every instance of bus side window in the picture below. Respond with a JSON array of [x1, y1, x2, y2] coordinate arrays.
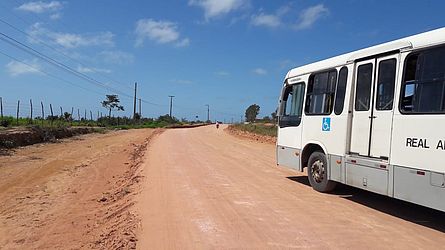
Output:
[[376, 59, 397, 111], [401, 46, 445, 113], [305, 70, 337, 115], [355, 63, 373, 111], [334, 67, 348, 115], [279, 83, 305, 127]]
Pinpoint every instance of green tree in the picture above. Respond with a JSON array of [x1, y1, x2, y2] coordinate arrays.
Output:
[[271, 108, 278, 122], [63, 112, 72, 121], [245, 104, 260, 123], [101, 95, 124, 118]]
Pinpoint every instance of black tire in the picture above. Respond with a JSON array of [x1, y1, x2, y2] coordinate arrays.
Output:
[[307, 151, 336, 192]]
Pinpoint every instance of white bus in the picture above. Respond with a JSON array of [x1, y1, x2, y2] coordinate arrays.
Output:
[[277, 27, 445, 212]]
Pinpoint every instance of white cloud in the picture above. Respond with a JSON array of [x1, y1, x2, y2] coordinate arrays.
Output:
[[251, 13, 281, 28], [295, 4, 329, 30], [135, 19, 189, 47], [99, 51, 134, 64], [215, 70, 230, 76], [189, 0, 248, 20], [252, 68, 267, 75], [28, 23, 114, 49], [175, 38, 190, 47], [49, 12, 61, 20], [53, 32, 114, 48], [17, 1, 62, 13], [76, 65, 111, 74], [278, 59, 296, 70], [6, 59, 42, 77], [171, 79, 193, 84]]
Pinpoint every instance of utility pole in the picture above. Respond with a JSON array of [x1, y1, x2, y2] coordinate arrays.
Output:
[[168, 95, 175, 117], [205, 104, 210, 122], [133, 82, 137, 119]]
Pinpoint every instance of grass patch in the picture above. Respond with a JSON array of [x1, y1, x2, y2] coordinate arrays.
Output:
[[230, 123, 277, 137]]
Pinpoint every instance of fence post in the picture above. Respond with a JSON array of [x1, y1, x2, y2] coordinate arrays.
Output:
[[29, 99, 33, 123], [16, 100, 20, 125], [0, 97, 3, 120], [41, 101, 44, 125], [71, 107, 74, 126], [50, 104, 54, 126]]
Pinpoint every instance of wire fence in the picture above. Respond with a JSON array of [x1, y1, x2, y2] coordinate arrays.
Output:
[[0, 97, 106, 120]]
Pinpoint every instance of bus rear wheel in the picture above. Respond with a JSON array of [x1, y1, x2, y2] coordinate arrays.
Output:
[[307, 151, 336, 192]]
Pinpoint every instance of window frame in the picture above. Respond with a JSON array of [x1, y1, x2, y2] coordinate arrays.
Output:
[[354, 63, 374, 112], [304, 69, 338, 116], [375, 58, 397, 111], [279, 81, 306, 128], [399, 44, 445, 115], [334, 66, 348, 115]]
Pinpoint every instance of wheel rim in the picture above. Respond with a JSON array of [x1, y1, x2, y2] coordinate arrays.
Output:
[[311, 159, 324, 183]]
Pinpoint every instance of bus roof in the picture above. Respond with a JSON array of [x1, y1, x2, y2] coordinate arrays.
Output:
[[286, 27, 445, 79]]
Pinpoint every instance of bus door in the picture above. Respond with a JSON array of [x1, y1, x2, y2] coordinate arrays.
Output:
[[350, 55, 398, 159]]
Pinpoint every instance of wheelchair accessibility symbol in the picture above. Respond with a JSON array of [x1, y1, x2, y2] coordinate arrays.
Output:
[[322, 117, 331, 132]]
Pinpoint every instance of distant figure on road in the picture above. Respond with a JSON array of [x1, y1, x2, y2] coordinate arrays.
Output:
[[216, 122, 219, 129]]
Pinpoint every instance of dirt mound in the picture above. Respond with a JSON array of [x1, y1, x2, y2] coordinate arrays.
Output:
[[225, 125, 276, 144], [91, 129, 163, 249], [0, 126, 100, 149]]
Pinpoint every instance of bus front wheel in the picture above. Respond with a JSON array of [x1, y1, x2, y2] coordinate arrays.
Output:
[[307, 151, 336, 192]]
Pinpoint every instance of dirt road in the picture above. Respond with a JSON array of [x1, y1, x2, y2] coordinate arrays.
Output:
[[0, 128, 159, 249], [1, 125, 444, 249], [137, 125, 445, 249]]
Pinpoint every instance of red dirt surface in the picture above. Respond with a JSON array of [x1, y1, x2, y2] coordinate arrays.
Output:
[[2, 125, 445, 249], [226, 124, 276, 144], [0, 128, 161, 249], [137, 125, 445, 249]]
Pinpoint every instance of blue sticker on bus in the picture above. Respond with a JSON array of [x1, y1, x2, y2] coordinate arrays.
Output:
[[322, 117, 331, 131]]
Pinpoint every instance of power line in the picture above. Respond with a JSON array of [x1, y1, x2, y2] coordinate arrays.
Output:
[[0, 49, 105, 97], [0, 31, 127, 96], [0, 11, 164, 107], [0, 9, 240, 118], [0, 30, 165, 108], [0, 16, 134, 92]]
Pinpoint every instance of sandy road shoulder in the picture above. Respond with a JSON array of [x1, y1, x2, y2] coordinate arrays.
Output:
[[0, 128, 163, 249]]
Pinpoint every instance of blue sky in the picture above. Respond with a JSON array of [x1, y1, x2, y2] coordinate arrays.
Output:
[[0, 0, 444, 122]]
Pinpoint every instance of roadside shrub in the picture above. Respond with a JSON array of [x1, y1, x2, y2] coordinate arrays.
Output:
[[0, 117, 13, 127]]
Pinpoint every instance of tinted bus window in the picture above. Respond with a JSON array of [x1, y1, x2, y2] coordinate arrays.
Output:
[[401, 46, 445, 113], [305, 70, 337, 115], [355, 63, 373, 111], [334, 67, 348, 115], [376, 59, 396, 110], [279, 83, 305, 127]]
